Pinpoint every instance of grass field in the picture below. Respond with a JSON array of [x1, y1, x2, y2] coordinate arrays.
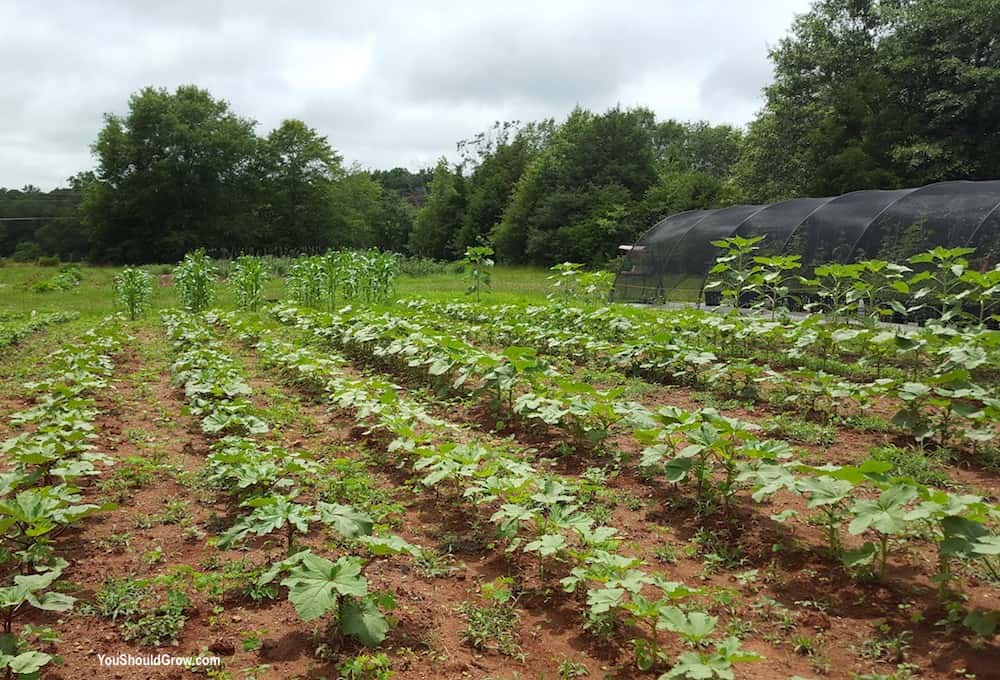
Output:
[[0, 263, 556, 318], [0, 260, 998, 680]]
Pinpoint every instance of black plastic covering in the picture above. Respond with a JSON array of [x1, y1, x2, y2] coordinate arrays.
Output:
[[613, 180, 1000, 303]]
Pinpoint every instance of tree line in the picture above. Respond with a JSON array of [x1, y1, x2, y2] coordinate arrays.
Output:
[[2, 0, 997, 265]]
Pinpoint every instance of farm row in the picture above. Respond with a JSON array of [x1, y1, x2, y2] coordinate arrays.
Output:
[[0, 284, 997, 678]]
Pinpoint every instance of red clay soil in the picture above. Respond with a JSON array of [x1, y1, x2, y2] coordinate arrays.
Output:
[[5, 327, 999, 679]]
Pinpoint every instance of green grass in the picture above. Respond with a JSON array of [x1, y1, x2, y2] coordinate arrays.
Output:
[[0, 263, 555, 320], [397, 265, 552, 304]]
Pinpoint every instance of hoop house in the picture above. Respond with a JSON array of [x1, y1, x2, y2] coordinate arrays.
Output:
[[613, 180, 1000, 303]]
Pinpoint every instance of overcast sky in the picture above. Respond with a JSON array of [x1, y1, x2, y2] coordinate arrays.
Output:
[[1, 0, 813, 189]]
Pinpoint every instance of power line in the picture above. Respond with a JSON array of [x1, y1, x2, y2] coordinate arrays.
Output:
[[0, 216, 80, 221]]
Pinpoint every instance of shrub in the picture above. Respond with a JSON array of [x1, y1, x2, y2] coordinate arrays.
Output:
[[12, 241, 41, 262]]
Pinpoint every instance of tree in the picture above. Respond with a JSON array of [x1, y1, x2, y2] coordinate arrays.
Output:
[[257, 119, 346, 252], [85, 85, 260, 262], [452, 120, 553, 254], [371, 191, 415, 253], [408, 159, 465, 259], [370, 167, 433, 207], [733, 0, 1000, 202], [494, 106, 657, 265], [0, 181, 89, 260], [327, 170, 383, 250]]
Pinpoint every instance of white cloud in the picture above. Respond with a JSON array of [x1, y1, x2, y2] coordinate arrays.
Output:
[[0, 0, 811, 188]]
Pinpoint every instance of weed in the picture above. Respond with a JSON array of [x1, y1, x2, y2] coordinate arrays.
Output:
[[458, 578, 522, 659], [414, 549, 457, 578], [99, 531, 132, 553], [765, 415, 836, 446], [557, 657, 589, 678], [868, 445, 953, 488], [122, 590, 189, 647], [94, 577, 148, 622], [859, 624, 912, 664], [654, 543, 678, 564], [336, 652, 393, 679]]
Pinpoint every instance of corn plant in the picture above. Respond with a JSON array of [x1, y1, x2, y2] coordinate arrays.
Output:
[[173, 249, 216, 312], [112, 267, 153, 320], [286, 258, 324, 309], [285, 251, 398, 308], [230, 256, 266, 311]]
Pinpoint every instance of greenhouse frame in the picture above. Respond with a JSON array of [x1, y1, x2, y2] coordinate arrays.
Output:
[[612, 180, 1000, 303]]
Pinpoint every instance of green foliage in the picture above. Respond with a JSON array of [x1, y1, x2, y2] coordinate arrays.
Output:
[[663, 637, 761, 679], [121, 590, 189, 647], [458, 578, 521, 658], [908, 247, 977, 323], [732, 0, 1000, 201], [409, 159, 465, 260], [461, 246, 494, 302], [287, 251, 398, 309], [94, 577, 148, 622], [258, 550, 394, 648], [230, 256, 266, 311], [174, 250, 216, 312], [112, 267, 153, 320], [547, 263, 614, 303], [30, 264, 82, 293], [494, 106, 657, 265], [337, 652, 393, 680], [0, 311, 78, 350], [704, 236, 766, 309]]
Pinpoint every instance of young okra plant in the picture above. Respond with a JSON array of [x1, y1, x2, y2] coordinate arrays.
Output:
[[462, 245, 494, 303], [0, 559, 74, 679], [753, 254, 801, 318], [908, 246, 976, 324], [257, 549, 397, 647]]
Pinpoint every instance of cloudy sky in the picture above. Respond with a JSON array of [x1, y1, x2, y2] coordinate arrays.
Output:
[[1, 0, 812, 189]]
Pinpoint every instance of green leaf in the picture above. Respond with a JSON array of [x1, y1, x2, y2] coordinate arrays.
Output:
[[524, 533, 566, 557], [340, 596, 391, 647], [316, 502, 373, 538], [658, 607, 717, 643], [663, 457, 693, 482], [586, 587, 624, 614], [358, 534, 422, 557], [8, 651, 53, 675], [963, 609, 999, 637], [841, 542, 877, 568], [280, 552, 367, 622]]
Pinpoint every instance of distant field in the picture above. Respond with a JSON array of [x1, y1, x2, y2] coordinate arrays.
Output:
[[0, 263, 555, 318]]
